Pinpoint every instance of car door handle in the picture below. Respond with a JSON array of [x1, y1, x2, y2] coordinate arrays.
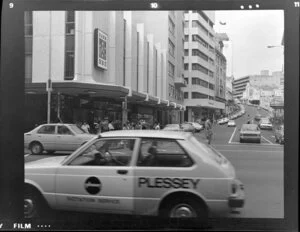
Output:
[[117, 170, 128, 175]]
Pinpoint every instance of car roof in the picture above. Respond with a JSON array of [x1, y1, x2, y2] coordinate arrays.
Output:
[[99, 130, 190, 140], [37, 123, 76, 127], [241, 124, 258, 129]]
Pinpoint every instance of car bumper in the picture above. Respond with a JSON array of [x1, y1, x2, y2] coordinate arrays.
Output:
[[228, 180, 245, 208], [240, 136, 260, 142]]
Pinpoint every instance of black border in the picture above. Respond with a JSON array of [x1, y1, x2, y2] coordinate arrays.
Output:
[[0, 0, 299, 230]]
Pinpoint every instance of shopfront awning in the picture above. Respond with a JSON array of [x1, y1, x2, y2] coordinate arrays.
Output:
[[25, 81, 129, 100]]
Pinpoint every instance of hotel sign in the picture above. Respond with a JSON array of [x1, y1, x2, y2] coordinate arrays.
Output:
[[94, 29, 108, 70]]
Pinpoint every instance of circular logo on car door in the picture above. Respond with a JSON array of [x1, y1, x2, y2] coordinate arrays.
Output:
[[84, 177, 102, 195]]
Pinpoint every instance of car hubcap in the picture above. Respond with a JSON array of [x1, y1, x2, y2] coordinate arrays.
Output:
[[170, 204, 196, 218], [24, 199, 35, 217], [32, 145, 41, 153]]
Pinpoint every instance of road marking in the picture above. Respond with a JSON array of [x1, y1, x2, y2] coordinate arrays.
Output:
[[24, 154, 30, 157], [228, 127, 237, 144], [261, 136, 273, 144]]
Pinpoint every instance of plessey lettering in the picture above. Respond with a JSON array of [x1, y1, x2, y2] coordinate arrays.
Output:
[[138, 177, 200, 189]]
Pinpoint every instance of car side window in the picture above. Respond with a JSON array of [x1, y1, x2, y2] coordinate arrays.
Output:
[[58, 126, 72, 135], [37, 125, 55, 134], [137, 139, 193, 167], [69, 139, 136, 166]]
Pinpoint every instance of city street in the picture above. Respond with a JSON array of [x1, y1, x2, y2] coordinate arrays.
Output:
[[24, 104, 283, 219]]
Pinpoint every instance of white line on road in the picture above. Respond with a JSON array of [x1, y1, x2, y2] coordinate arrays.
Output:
[[24, 154, 30, 157], [228, 127, 237, 144], [261, 136, 273, 144]]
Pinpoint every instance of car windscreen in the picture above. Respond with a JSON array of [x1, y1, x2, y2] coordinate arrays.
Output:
[[69, 124, 86, 134]]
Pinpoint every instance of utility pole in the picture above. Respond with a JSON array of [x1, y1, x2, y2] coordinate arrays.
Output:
[[47, 11, 52, 123]]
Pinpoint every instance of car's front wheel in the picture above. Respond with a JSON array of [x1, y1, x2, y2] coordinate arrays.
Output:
[[24, 187, 47, 219], [30, 142, 44, 155]]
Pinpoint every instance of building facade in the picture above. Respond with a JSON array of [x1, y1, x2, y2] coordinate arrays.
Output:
[[24, 11, 185, 131], [232, 76, 250, 99], [182, 10, 226, 122]]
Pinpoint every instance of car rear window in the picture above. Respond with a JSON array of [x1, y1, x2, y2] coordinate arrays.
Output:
[[188, 136, 225, 165]]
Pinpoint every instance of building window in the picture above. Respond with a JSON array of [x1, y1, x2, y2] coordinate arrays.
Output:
[[191, 77, 209, 88], [65, 11, 75, 35], [168, 39, 175, 57], [184, 78, 189, 84], [192, 20, 208, 35], [65, 11, 75, 80], [184, 49, 189, 56], [192, 35, 208, 49], [168, 61, 175, 78], [184, 64, 189, 70], [192, 49, 209, 62], [155, 48, 158, 96], [168, 17, 175, 35], [65, 51, 74, 78], [192, 92, 208, 99], [192, 63, 209, 75], [184, 21, 189, 28], [24, 11, 33, 36], [209, 83, 215, 90], [184, 35, 189, 42], [123, 19, 126, 86], [184, 92, 189, 99]]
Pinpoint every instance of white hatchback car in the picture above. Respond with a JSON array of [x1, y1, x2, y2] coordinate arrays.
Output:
[[24, 130, 245, 221], [24, 123, 96, 155]]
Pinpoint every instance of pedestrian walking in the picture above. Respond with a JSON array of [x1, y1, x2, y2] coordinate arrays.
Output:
[[108, 121, 115, 131], [81, 121, 90, 133], [204, 118, 213, 145]]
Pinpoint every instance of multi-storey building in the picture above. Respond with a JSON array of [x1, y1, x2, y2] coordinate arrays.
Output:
[[183, 10, 227, 122], [232, 76, 250, 99], [24, 11, 185, 131]]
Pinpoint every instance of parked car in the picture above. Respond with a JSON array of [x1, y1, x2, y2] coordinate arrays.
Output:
[[227, 120, 236, 127], [254, 114, 261, 121], [274, 125, 284, 144], [24, 130, 245, 220], [24, 123, 96, 155], [163, 123, 195, 133], [258, 118, 273, 130], [239, 124, 261, 143], [186, 122, 204, 132]]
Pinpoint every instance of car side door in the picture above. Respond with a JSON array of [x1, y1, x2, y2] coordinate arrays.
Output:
[[55, 138, 137, 215], [35, 125, 57, 151], [56, 125, 77, 151]]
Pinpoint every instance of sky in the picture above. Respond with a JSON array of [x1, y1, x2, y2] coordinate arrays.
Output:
[[214, 10, 284, 79]]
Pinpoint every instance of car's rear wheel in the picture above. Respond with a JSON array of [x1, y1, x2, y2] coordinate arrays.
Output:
[[30, 142, 44, 155], [24, 187, 47, 219]]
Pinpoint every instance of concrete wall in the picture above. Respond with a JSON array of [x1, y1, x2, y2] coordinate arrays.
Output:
[[32, 11, 65, 83]]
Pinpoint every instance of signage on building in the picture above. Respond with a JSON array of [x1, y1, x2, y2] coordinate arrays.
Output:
[[94, 29, 108, 70]]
